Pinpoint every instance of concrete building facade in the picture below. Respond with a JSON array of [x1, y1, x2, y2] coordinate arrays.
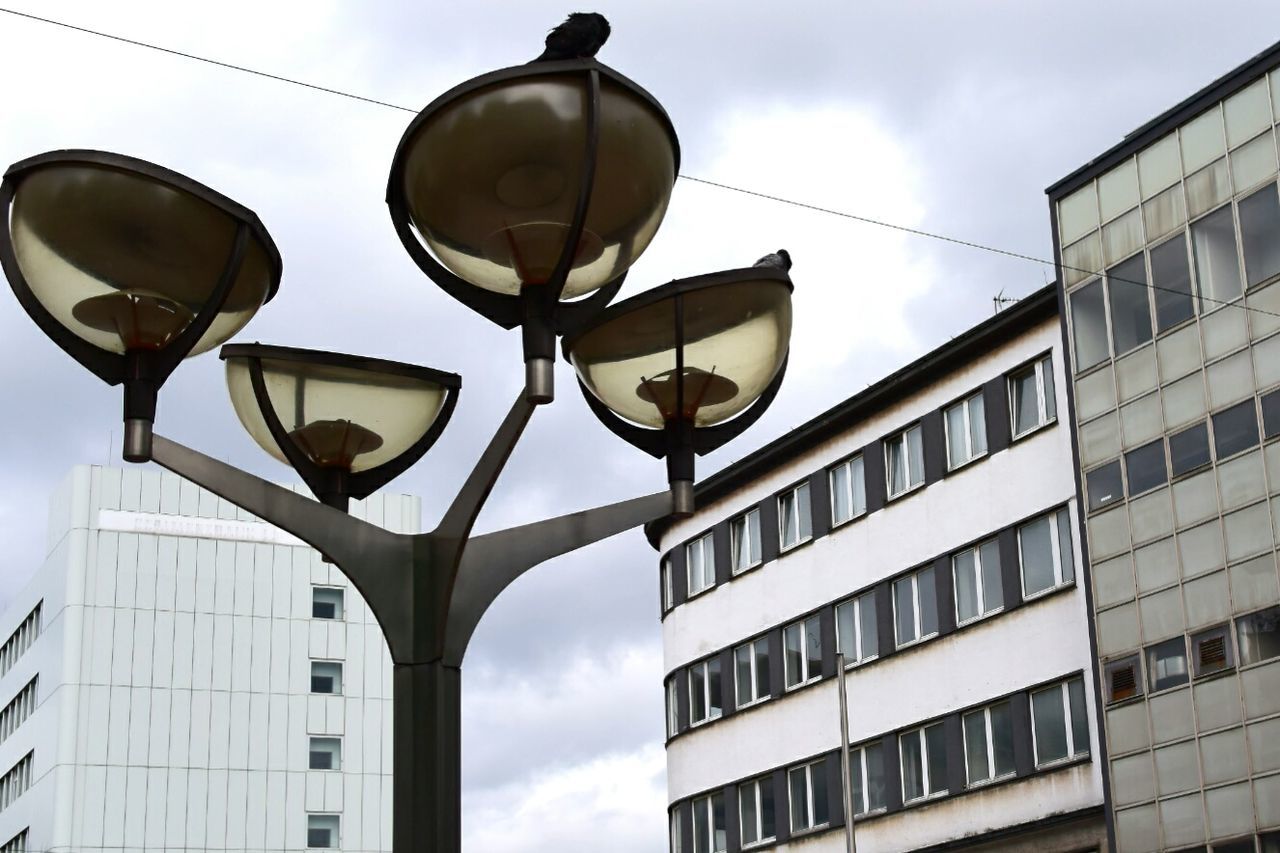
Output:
[[0, 464, 410, 852]]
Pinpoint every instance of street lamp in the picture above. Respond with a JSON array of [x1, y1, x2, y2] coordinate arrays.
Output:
[[1, 34, 790, 853]]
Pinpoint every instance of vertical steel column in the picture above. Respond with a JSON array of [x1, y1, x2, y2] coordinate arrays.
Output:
[[393, 660, 462, 853]]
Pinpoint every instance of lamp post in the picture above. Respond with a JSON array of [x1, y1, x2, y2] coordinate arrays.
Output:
[[1, 46, 792, 853]]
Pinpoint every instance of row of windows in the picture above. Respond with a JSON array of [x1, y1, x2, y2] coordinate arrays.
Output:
[[669, 676, 1089, 852], [0, 604, 41, 678], [0, 678, 37, 746], [0, 753, 32, 814], [0, 829, 26, 853], [667, 508, 1075, 734], [1170, 833, 1280, 853], [1105, 604, 1280, 705], [662, 356, 1058, 611], [1087, 388, 1280, 511]]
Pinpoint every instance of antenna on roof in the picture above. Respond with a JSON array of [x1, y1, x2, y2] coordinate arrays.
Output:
[[993, 289, 1018, 314]]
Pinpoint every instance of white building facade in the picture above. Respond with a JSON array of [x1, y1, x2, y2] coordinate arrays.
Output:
[[0, 464, 411, 853], [651, 288, 1109, 852]]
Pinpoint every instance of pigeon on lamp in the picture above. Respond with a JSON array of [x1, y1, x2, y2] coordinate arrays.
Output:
[[753, 249, 792, 272], [534, 13, 611, 61]]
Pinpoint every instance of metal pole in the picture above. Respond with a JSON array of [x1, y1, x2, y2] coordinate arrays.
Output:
[[836, 653, 857, 853]]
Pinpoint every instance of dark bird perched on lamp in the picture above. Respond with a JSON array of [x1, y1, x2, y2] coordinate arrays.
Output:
[[534, 12, 611, 61], [753, 249, 792, 272]]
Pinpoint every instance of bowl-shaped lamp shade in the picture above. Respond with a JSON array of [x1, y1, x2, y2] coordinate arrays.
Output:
[[6, 155, 278, 357], [567, 274, 792, 429], [224, 350, 453, 476], [392, 66, 677, 298]]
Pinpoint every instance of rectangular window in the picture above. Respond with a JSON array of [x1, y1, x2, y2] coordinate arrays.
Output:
[[1070, 279, 1109, 370], [1236, 605, 1280, 665], [688, 657, 722, 726], [1106, 656, 1142, 703], [1192, 205, 1243, 306], [310, 661, 342, 695], [886, 424, 925, 496], [953, 540, 1003, 624], [0, 603, 41, 678], [835, 592, 878, 665], [692, 792, 726, 853], [1146, 637, 1189, 692], [945, 393, 988, 469], [306, 814, 340, 849], [963, 701, 1015, 786], [788, 760, 829, 832], [686, 532, 715, 596], [661, 558, 674, 612], [1018, 508, 1074, 598], [1192, 625, 1234, 677], [311, 587, 344, 620], [848, 741, 886, 815], [670, 809, 683, 853], [0, 752, 33, 814], [1263, 388, 1280, 439], [1150, 233, 1196, 331], [777, 483, 812, 551], [1213, 400, 1260, 458], [1087, 460, 1123, 510], [894, 567, 938, 647], [734, 637, 770, 708], [666, 677, 679, 737], [1107, 254, 1154, 356], [900, 722, 948, 802], [1031, 677, 1089, 766], [829, 456, 866, 525], [783, 616, 822, 689], [1239, 182, 1280, 287], [1170, 422, 1211, 476], [729, 510, 762, 573], [738, 775, 776, 847], [1009, 355, 1057, 437], [308, 736, 341, 771], [1125, 439, 1168, 496], [0, 677, 37, 746]]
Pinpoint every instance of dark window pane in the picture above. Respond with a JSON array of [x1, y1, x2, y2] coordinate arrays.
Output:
[[917, 568, 938, 637], [805, 616, 822, 677], [1087, 461, 1124, 510], [865, 743, 885, 811], [712, 793, 726, 852], [1213, 401, 1260, 458], [1125, 440, 1168, 495], [1237, 605, 1280, 665], [860, 595, 878, 659], [789, 768, 806, 830], [900, 733, 924, 801], [1146, 637, 1190, 691], [307, 829, 331, 848], [691, 665, 706, 722], [963, 711, 989, 784], [740, 784, 758, 845], [990, 701, 1016, 776], [1240, 183, 1280, 287], [925, 723, 947, 794], [810, 764, 828, 825], [980, 541, 1004, 612], [309, 750, 333, 770], [754, 641, 770, 697], [1151, 234, 1195, 331], [1070, 279, 1109, 370], [1068, 679, 1089, 755], [312, 601, 336, 619], [760, 777, 775, 840], [695, 797, 710, 853], [1032, 687, 1069, 764], [894, 577, 916, 645], [1263, 389, 1280, 439], [1108, 255, 1153, 355], [311, 676, 333, 694], [849, 747, 866, 812], [735, 646, 753, 707], [1192, 205, 1243, 305], [1170, 422, 1212, 475], [785, 624, 803, 687], [707, 658, 722, 719]]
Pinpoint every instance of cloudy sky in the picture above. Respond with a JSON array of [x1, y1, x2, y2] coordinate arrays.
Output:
[[1, 2, 1279, 850]]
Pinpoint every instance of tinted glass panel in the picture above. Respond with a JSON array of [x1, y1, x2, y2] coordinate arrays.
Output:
[[1170, 422, 1211, 475], [1032, 686, 1069, 764], [1126, 440, 1168, 495], [954, 549, 980, 623], [784, 624, 803, 687], [901, 732, 925, 801], [991, 701, 1016, 776], [1151, 235, 1196, 331], [1068, 679, 1088, 753], [1263, 389, 1280, 439], [810, 764, 828, 826], [925, 723, 948, 793], [894, 577, 916, 645], [860, 595, 878, 659], [1240, 183, 1280, 287], [1213, 401, 1260, 457], [917, 568, 938, 637], [1237, 605, 1280, 665], [1012, 369, 1041, 435], [1192, 205, 1243, 305], [865, 743, 885, 811], [1146, 637, 1189, 691], [964, 710, 989, 784], [1088, 460, 1124, 510], [1020, 516, 1056, 595], [1108, 255, 1154, 355], [1071, 280, 1109, 370]]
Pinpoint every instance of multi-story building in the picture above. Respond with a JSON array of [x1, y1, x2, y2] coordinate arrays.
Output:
[[649, 286, 1108, 852], [0, 464, 411, 852], [1048, 40, 1280, 853]]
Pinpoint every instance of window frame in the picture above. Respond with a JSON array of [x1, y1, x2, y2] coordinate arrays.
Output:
[[666, 677, 679, 738], [1017, 508, 1075, 600], [899, 721, 948, 803], [962, 701, 1015, 787], [893, 567, 938, 649], [1236, 604, 1280, 666], [308, 736, 342, 771], [309, 660, 343, 696], [1008, 354, 1057, 438], [686, 532, 716, 598], [1145, 636, 1190, 693], [787, 759, 829, 833], [952, 539, 1004, 626], [828, 455, 867, 526], [885, 423, 925, 498], [311, 586, 345, 621], [687, 656, 723, 727], [661, 558, 674, 612], [783, 615, 823, 690], [691, 791, 727, 853], [306, 814, 340, 849], [733, 637, 770, 709], [738, 775, 776, 848], [777, 482, 812, 552], [835, 592, 878, 666], [1030, 677, 1090, 768], [944, 391, 988, 470], [729, 509, 763, 574], [847, 740, 886, 816]]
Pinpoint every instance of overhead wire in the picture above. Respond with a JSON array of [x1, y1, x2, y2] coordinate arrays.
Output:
[[2, 4, 1278, 322]]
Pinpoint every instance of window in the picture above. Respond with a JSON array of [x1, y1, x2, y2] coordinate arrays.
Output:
[[1146, 637, 1189, 692], [1192, 626, 1234, 677], [311, 587, 344, 620], [894, 567, 938, 647], [783, 616, 822, 688], [691, 792, 726, 853], [835, 592, 878, 665], [310, 661, 342, 695], [1070, 279, 1109, 370], [1151, 233, 1196, 331], [1239, 182, 1280, 287], [829, 456, 866, 525], [738, 775, 776, 847], [1263, 388, 1280, 439], [886, 424, 925, 496], [1106, 656, 1142, 703], [900, 722, 947, 802], [1192, 205, 1243, 305], [734, 637, 770, 708], [688, 657, 722, 726], [0, 829, 28, 853], [1125, 439, 1168, 495], [666, 677, 679, 737], [1107, 254, 1154, 356], [777, 483, 812, 551], [0, 677, 37, 745], [848, 741, 886, 815], [1087, 461, 1124, 510], [788, 760, 829, 832], [1018, 508, 1074, 598], [0, 603, 41, 678], [670, 809, 683, 853], [1030, 677, 1089, 766], [0, 752, 32, 813], [1236, 605, 1280, 665], [729, 510, 761, 573], [661, 558, 674, 611], [1170, 422, 1212, 476], [309, 736, 341, 770], [953, 540, 1003, 624], [307, 814, 340, 849], [945, 393, 988, 469], [1213, 400, 1260, 458], [963, 701, 1015, 786], [686, 533, 715, 596], [1009, 355, 1057, 437]]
